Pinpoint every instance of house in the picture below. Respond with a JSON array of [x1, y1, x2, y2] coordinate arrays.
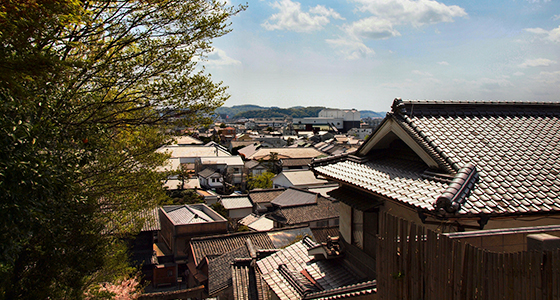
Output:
[[198, 168, 223, 189], [311, 99, 560, 270], [199, 155, 244, 185], [245, 159, 268, 177], [158, 204, 228, 259], [186, 226, 315, 297], [172, 135, 204, 146], [255, 236, 375, 300], [220, 195, 254, 219], [163, 176, 201, 191], [237, 143, 261, 160], [239, 213, 275, 231], [246, 147, 326, 161], [272, 170, 330, 189], [278, 158, 312, 171], [219, 126, 236, 143], [229, 140, 256, 154], [248, 188, 286, 213], [268, 188, 340, 229], [127, 208, 161, 286], [196, 189, 219, 206]]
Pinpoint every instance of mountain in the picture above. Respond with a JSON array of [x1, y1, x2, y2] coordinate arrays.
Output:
[[360, 110, 386, 118], [215, 105, 268, 117], [215, 105, 385, 119]]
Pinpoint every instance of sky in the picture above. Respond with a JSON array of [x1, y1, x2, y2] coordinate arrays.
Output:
[[202, 0, 560, 111]]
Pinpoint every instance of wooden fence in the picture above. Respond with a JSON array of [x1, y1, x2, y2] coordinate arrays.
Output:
[[376, 213, 560, 300]]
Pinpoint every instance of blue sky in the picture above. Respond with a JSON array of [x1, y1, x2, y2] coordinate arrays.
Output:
[[203, 0, 560, 111]]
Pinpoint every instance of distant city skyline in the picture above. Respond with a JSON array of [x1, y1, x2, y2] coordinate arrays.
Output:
[[203, 0, 560, 111]]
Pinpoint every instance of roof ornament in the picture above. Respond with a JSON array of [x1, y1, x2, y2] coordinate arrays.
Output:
[[391, 98, 406, 115], [434, 163, 478, 214]]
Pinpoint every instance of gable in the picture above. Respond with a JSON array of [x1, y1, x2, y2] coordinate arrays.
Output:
[[359, 117, 440, 169]]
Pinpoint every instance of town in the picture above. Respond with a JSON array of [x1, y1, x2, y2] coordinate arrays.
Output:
[[134, 100, 560, 299]]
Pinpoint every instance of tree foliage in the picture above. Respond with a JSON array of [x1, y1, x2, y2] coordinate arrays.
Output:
[[234, 106, 326, 118], [0, 0, 244, 298], [246, 171, 275, 190]]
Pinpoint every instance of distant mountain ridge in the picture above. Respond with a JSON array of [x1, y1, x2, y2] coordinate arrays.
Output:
[[216, 105, 385, 119]]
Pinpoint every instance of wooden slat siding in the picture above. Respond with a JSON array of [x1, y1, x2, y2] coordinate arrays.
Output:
[[452, 239, 463, 299], [407, 223, 414, 300], [376, 212, 560, 300], [488, 250, 496, 300], [398, 218, 405, 300], [552, 250, 560, 300]]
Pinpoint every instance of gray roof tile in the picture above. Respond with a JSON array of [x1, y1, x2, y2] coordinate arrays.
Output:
[[313, 100, 560, 217]]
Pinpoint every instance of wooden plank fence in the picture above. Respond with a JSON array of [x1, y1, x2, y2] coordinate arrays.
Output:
[[376, 212, 560, 300]]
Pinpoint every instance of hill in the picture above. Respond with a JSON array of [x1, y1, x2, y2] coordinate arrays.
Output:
[[360, 110, 386, 118], [215, 105, 385, 119]]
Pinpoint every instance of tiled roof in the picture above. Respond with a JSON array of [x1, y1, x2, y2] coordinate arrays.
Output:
[[313, 99, 560, 217], [138, 207, 161, 232], [249, 188, 286, 204], [232, 259, 270, 300], [256, 237, 364, 300], [247, 216, 274, 232], [238, 143, 261, 159], [311, 227, 340, 244], [248, 148, 325, 160], [267, 227, 315, 248], [270, 197, 339, 225], [271, 188, 318, 208], [239, 213, 260, 226], [281, 158, 313, 167], [245, 160, 262, 169], [198, 168, 219, 178], [173, 135, 203, 145], [161, 205, 217, 225], [274, 170, 329, 187], [190, 226, 315, 266], [304, 280, 376, 300], [190, 231, 274, 266], [221, 195, 253, 210], [157, 145, 231, 158], [208, 245, 250, 296]]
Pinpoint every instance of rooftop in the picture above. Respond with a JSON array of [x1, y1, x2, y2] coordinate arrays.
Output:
[[271, 188, 318, 208], [313, 99, 560, 218], [247, 148, 326, 160], [248, 188, 286, 204], [157, 145, 231, 158], [221, 195, 253, 210], [161, 204, 226, 225]]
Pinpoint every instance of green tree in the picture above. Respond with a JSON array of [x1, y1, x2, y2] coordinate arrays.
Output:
[[246, 171, 275, 190], [0, 0, 244, 298]]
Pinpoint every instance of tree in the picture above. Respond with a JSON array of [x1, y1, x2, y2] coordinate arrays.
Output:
[[0, 0, 244, 298], [246, 172, 275, 190]]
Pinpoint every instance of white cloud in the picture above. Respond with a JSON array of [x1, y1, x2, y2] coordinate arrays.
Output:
[[262, 0, 343, 32], [326, 0, 466, 59], [206, 48, 241, 66], [513, 71, 525, 76], [437, 61, 449, 65], [524, 25, 560, 43], [351, 0, 467, 27], [518, 58, 557, 68], [326, 38, 375, 60], [534, 71, 560, 85], [343, 17, 401, 40], [412, 70, 433, 76], [554, 15, 560, 21]]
